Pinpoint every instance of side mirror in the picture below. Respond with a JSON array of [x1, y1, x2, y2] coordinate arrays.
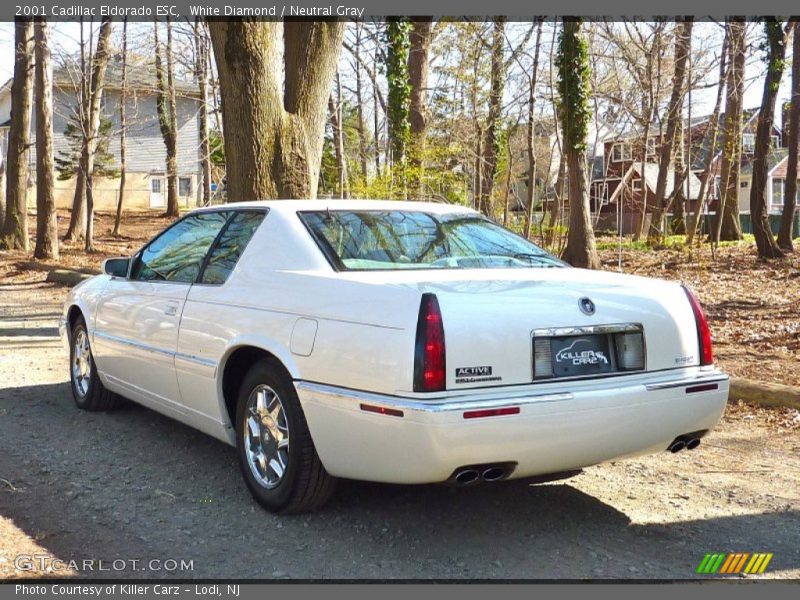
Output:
[[103, 257, 130, 278]]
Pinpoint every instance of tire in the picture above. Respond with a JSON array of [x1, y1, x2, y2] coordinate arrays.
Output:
[[236, 359, 336, 514], [69, 317, 120, 411]]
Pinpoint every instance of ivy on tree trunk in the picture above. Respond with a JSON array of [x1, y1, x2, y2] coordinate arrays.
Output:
[[557, 19, 599, 269], [750, 19, 785, 260]]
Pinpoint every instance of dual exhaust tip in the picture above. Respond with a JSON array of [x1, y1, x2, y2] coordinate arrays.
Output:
[[668, 432, 705, 453], [450, 462, 516, 486]]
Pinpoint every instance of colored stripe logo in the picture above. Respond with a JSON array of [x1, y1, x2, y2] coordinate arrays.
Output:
[[696, 553, 773, 574]]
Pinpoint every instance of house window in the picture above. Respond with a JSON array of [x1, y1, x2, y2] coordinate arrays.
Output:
[[742, 133, 755, 153], [632, 179, 642, 192], [771, 134, 781, 149], [179, 177, 192, 197], [612, 143, 632, 162], [646, 138, 656, 157], [740, 180, 749, 188], [714, 176, 721, 199], [772, 178, 784, 209]]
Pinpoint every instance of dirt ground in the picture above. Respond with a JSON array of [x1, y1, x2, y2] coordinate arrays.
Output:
[[0, 277, 799, 579]]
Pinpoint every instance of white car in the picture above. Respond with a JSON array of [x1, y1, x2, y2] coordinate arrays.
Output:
[[60, 200, 728, 513]]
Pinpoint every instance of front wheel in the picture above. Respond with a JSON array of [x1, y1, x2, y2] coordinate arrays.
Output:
[[235, 359, 336, 514], [69, 317, 120, 411]]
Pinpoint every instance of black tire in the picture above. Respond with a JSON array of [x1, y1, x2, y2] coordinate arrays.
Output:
[[69, 317, 120, 411], [236, 358, 336, 514]]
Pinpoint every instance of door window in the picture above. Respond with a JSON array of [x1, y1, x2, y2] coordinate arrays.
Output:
[[131, 212, 230, 283], [200, 211, 266, 284]]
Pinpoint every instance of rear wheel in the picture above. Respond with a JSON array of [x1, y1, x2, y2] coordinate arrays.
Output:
[[69, 317, 120, 411], [236, 359, 336, 513]]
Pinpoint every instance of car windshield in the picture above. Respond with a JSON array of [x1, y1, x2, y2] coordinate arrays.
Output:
[[299, 210, 565, 271]]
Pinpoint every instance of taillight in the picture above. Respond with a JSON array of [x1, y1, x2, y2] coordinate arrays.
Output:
[[413, 293, 446, 392], [682, 285, 713, 366]]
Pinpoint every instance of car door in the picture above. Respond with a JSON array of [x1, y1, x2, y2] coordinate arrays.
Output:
[[173, 210, 268, 439], [92, 211, 231, 414]]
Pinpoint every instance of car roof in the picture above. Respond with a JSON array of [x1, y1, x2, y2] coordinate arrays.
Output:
[[190, 199, 479, 216]]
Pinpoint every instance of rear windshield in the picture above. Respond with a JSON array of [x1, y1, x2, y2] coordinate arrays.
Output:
[[299, 210, 564, 271]]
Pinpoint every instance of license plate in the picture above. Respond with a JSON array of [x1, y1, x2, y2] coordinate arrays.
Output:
[[550, 334, 614, 378]]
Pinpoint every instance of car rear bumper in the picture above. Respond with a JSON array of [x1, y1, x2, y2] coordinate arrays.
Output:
[[295, 368, 729, 484]]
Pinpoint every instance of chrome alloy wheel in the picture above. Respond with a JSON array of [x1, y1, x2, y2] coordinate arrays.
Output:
[[71, 330, 92, 397], [244, 384, 290, 489]]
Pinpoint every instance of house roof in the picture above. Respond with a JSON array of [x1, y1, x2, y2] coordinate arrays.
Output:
[[634, 163, 703, 199], [53, 60, 201, 98]]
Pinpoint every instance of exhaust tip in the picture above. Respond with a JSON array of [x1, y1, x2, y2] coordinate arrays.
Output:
[[454, 469, 480, 485], [685, 438, 701, 450], [482, 467, 506, 482], [668, 440, 686, 453]]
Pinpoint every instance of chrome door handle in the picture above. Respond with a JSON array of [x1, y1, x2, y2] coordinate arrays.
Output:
[[164, 303, 179, 316]]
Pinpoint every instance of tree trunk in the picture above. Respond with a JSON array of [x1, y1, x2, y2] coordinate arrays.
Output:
[[750, 20, 785, 260], [84, 18, 113, 252], [478, 18, 506, 216], [687, 30, 728, 245], [650, 18, 693, 242], [408, 17, 433, 197], [208, 21, 345, 201], [329, 73, 349, 199], [558, 19, 599, 269], [113, 18, 128, 237], [353, 23, 369, 183], [155, 20, 179, 218], [778, 21, 799, 251], [524, 21, 544, 240], [33, 19, 58, 260], [64, 21, 87, 242], [1, 19, 34, 251], [670, 117, 688, 235], [714, 19, 746, 243], [194, 19, 212, 207], [547, 153, 566, 247]]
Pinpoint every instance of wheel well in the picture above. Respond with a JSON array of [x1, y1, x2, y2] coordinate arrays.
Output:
[[67, 305, 84, 334], [221, 346, 290, 427]]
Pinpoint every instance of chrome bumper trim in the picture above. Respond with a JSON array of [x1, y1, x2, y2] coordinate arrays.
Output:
[[295, 381, 573, 414], [644, 372, 729, 391]]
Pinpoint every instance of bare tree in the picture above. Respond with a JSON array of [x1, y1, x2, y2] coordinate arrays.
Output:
[[194, 19, 212, 207], [64, 20, 88, 242], [1, 19, 34, 251], [687, 29, 729, 245], [329, 72, 349, 199], [208, 22, 345, 201], [154, 19, 179, 217], [650, 18, 693, 242], [778, 21, 799, 251], [33, 18, 58, 259], [524, 20, 544, 239], [113, 18, 128, 237], [750, 19, 786, 259], [83, 18, 113, 252], [714, 18, 746, 243], [408, 17, 434, 195], [478, 17, 507, 215]]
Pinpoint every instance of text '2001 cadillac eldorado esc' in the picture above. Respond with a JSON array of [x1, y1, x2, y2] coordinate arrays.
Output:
[[59, 200, 729, 513]]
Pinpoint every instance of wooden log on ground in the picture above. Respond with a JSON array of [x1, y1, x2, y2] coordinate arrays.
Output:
[[729, 377, 800, 410]]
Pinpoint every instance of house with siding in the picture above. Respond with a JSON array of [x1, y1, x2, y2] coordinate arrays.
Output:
[[590, 106, 799, 234], [0, 59, 204, 212]]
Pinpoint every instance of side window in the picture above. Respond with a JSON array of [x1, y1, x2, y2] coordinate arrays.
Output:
[[131, 212, 230, 283], [200, 211, 266, 285]]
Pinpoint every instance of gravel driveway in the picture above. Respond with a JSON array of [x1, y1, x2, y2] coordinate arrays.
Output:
[[1, 281, 798, 580]]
